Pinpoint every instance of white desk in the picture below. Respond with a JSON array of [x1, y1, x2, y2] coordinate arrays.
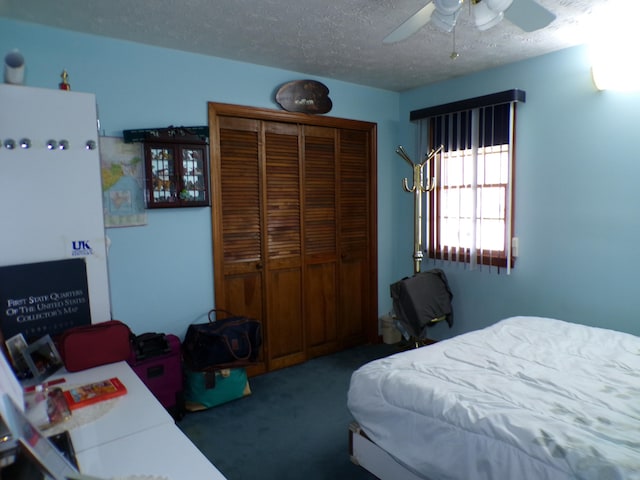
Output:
[[78, 423, 227, 480], [51, 361, 172, 453], [50, 361, 226, 479]]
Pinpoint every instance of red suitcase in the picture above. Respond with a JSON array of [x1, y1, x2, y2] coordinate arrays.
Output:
[[128, 333, 184, 420]]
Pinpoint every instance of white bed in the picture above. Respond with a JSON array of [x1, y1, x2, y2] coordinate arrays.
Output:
[[347, 316, 640, 480]]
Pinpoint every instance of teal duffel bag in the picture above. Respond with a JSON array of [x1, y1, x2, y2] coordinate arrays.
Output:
[[184, 367, 251, 411]]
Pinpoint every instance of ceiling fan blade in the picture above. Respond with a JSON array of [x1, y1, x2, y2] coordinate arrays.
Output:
[[383, 2, 436, 44], [504, 0, 556, 32]]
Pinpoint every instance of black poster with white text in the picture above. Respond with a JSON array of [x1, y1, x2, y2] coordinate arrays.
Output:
[[0, 258, 91, 342]]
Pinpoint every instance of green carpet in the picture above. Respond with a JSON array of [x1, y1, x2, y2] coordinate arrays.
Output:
[[178, 343, 399, 480]]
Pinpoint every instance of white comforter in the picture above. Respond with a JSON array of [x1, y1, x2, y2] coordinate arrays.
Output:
[[348, 316, 640, 480]]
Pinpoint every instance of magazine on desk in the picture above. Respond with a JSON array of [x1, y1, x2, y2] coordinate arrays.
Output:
[[63, 377, 127, 410]]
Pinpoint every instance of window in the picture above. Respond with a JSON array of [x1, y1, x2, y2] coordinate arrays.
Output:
[[411, 90, 525, 272]]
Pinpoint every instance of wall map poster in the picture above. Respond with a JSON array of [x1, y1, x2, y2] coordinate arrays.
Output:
[[100, 136, 147, 228], [0, 258, 91, 342]]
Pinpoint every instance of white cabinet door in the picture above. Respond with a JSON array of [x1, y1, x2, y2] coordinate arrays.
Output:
[[0, 84, 111, 327]]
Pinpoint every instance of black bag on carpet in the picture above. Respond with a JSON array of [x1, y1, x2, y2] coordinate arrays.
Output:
[[182, 309, 262, 370]]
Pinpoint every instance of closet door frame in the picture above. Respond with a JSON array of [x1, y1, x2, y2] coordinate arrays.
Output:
[[209, 102, 379, 370]]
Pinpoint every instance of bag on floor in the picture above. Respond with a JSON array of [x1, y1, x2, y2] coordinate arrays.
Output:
[[184, 367, 251, 411], [182, 309, 262, 370]]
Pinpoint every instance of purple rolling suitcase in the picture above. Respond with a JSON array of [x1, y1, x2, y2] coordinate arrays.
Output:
[[128, 333, 184, 420]]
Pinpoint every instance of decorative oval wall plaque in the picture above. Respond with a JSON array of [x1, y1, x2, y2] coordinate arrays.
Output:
[[275, 80, 332, 114]]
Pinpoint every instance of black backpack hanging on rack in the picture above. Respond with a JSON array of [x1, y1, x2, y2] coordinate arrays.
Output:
[[182, 309, 262, 370], [390, 269, 453, 342]]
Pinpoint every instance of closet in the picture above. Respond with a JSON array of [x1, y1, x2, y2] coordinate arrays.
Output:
[[208, 103, 378, 374]]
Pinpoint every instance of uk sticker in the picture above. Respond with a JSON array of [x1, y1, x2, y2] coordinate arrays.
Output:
[[71, 240, 93, 256]]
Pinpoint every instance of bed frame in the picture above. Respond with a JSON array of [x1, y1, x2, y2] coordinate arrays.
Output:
[[348, 422, 425, 480]]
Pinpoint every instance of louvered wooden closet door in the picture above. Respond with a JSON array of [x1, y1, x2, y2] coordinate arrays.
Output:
[[263, 122, 305, 370], [213, 116, 266, 373], [338, 129, 371, 347], [210, 102, 378, 374], [303, 126, 338, 357]]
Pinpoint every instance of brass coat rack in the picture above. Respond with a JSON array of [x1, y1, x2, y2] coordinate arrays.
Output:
[[397, 145, 443, 273]]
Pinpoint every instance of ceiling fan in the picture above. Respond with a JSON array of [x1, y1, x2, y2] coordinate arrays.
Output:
[[383, 0, 556, 44]]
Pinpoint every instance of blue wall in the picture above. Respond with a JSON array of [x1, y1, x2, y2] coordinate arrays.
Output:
[[399, 46, 640, 339], [3, 18, 640, 340], [0, 18, 399, 337]]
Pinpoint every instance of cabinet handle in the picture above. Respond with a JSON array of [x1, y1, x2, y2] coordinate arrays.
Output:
[[256, 262, 263, 270]]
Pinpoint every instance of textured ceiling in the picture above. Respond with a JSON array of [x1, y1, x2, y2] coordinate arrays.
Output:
[[0, 0, 609, 91]]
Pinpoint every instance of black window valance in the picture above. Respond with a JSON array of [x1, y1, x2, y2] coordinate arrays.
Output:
[[409, 89, 526, 121]]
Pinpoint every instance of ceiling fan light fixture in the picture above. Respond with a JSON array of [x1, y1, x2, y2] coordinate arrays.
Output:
[[433, 0, 463, 16], [473, 2, 504, 31], [431, 9, 462, 33], [483, 0, 513, 14]]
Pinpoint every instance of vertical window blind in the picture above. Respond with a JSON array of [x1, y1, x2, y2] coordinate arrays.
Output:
[[411, 90, 525, 273]]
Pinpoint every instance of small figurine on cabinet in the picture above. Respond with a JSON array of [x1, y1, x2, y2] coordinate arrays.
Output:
[[59, 70, 71, 90]]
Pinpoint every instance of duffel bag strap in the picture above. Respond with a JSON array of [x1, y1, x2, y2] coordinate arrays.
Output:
[[204, 368, 216, 389], [221, 332, 252, 361], [208, 308, 236, 323]]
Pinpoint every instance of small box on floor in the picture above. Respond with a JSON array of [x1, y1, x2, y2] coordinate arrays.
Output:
[[184, 367, 250, 411]]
